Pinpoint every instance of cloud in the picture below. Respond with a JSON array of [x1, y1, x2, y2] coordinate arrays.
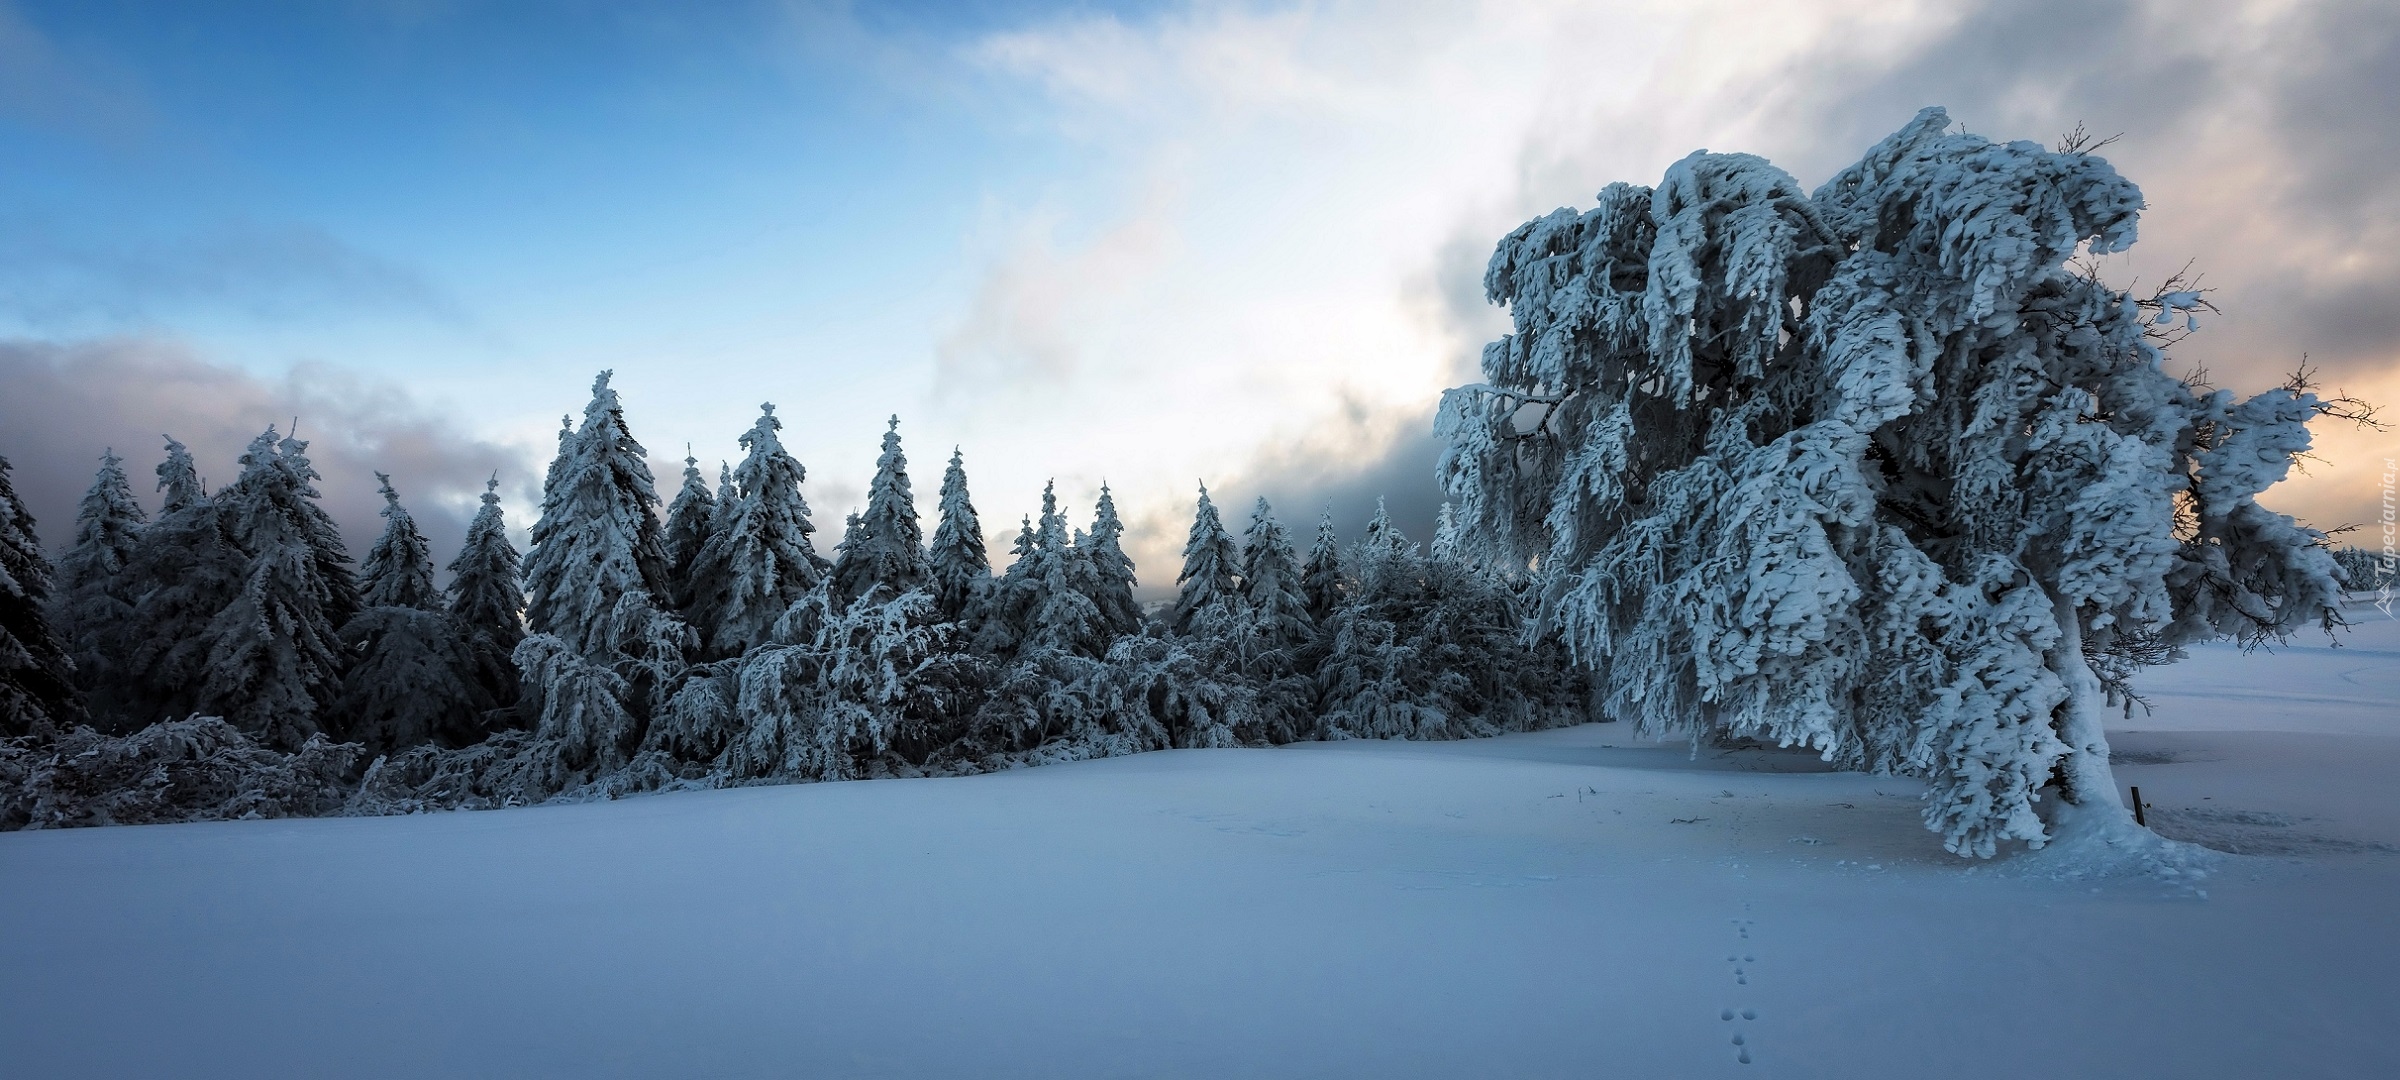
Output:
[[0, 337, 541, 575], [1011, 0, 2400, 559], [0, 219, 466, 334]]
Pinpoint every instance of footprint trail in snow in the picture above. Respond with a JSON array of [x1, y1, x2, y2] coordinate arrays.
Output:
[[1721, 903, 1760, 1066]]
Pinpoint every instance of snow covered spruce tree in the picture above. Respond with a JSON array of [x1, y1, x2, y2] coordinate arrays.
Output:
[[1079, 484, 1143, 636], [1437, 107, 2358, 857], [661, 450, 718, 614], [120, 437, 247, 725], [1173, 483, 1244, 637], [337, 477, 494, 750], [193, 428, 349, 749], [520, 372, 688, 768], [1239, 498, 1314, 668], [978, 482, 1107, 658], [49, 450, 146, 717], [926, 447, 990, 622], [1301, 511, 1344, 621], [447, 476, 526, 710], [1, 454, 82, 739], [688, 402, 828, 656], [829, 416, 929, 608]]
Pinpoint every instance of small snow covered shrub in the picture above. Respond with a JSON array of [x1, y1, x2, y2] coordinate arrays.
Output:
[[0, 718, 358, 830], [1438, 106, 2362, 856]]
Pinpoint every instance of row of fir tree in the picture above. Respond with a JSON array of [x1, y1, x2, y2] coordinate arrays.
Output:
[[0, 372, 1592, 826]]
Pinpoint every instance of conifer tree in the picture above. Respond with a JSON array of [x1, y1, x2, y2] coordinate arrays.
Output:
[[360, 473, 441, 611], [1174, 483, 1244, 636], [1024, 483, 1106, 655], [830, 416, 929, 606], [661, 450, 718, 613], [688, 402, 827, 655], [1240, 497, 1312, 655], [446, 476, 525, 711], [1081, 483, 1142, 634], [522, 371, 678, 661], [196, 429, 347, 749], [277, 430, 362, 629], [1430, 503, 1463, 563], [50, 450, 146, 708], [448, 477, 525, 653], [1363, 498, 1410, 557], [0, 454, 83, 739], [121, 436, 247, 725], [1301, 511, 1344, 622], [926, 447, 989, 621], [339, 476, 490, 749]]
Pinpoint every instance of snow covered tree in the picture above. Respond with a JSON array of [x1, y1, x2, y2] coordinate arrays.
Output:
[[1430, 503, 1463, 563], [723, 587, 950, 782], [120, 437, 247, 725], [523, 371, 680, 662], [49, 451, 145, 712], [338, 476, 492, 750], [977, 483, 1106, 657], [360, 473, 440, 611], [1174, 483, 1244, 636], [276, 430, 361, 630], [661, 450, 718, 614], [0, 454, 82, 739], [926, 447, 990, 622], [1080, 483, 1143, 635], [448, 476, 526, 657], [1240, 498, 1313, 660], [195, 428, 349, 749], [688, 403, 828, 656], [830, 416, 929, 607], [1437, 106, 2362, 857], [1301, 511, 1344, 621]]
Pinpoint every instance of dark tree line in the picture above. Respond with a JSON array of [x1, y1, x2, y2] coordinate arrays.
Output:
[[0, 372, 1590, 827]]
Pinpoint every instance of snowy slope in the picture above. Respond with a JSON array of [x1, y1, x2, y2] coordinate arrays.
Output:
[[2, 618, 2394, 1079]]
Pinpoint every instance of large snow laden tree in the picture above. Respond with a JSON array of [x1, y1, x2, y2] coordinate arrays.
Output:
[[1437, 108, 2355, 857]]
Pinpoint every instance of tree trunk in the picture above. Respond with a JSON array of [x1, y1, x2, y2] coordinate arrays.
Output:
[[2043, 591, 2141, 846]]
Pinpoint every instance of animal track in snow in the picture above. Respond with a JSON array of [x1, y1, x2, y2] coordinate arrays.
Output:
[[1719, 915, 1761, 1064]]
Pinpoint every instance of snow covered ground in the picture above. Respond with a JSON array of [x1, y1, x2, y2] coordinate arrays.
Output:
[[2, 611, 2393, 1079]]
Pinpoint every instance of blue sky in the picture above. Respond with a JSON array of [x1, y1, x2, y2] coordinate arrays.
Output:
[[3, 0, 2395, 583]]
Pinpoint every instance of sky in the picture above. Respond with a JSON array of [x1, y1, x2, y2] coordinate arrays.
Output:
[[1, 0, 2395, 593]]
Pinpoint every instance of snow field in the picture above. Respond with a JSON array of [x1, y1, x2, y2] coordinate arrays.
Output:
[[4, 612, 2395, 1079]]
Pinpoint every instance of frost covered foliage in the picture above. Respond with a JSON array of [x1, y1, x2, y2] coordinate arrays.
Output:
[[661, 452, 718, 614], [1, 455, 81, 739], [1174, 484, 1244, 637], [446, 477, 525, 711], [49, 451, 144, 712], [3, 377, 1599, 827], [118, 437, 249, 725], [193, 429, 351, 750], [927, 448, 990, 621], [1438, 107, 2355, 856], [1315, 514, 1585, 743], [2330, 547, 2389, 594], [523, 371, 682, 663], [0, 718, 357, 829], [829, 417, 929, 607], [360, 473, 441, 610], [689, 403, 826, 656]]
